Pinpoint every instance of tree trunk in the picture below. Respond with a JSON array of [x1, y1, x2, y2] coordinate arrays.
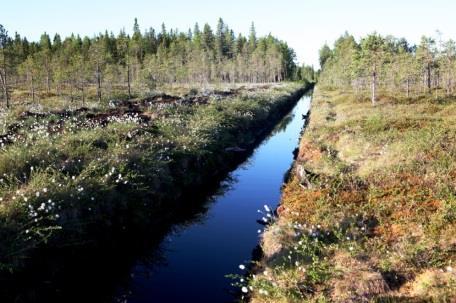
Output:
[[427, 63, 431, 92], [448, 76, 453, 96], [70, 82, 74, 102], [31, 73, 35, 103], [371, 70, 377, 106], [96, 63, 102, 102], [406, 78, 410, 98], [46, 71, 51, 94], [81, 82, 85, 105], [127, 63, 131, 99], [0, 59, 9, 108]]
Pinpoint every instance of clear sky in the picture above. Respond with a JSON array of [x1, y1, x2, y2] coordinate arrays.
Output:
[[1, 0, 455, 67]]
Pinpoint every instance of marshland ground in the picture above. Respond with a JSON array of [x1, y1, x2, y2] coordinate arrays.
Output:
[[246, 34, 456, 302], [0, 14, 455, 303]]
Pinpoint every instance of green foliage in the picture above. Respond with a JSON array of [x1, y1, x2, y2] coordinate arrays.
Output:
[[319, 31, 456, 102], [0, 20, 299, 107], [319, 44, 332, 68]]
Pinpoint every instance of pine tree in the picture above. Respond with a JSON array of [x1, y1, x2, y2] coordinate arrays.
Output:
[[39, 33, 53, 93], [19, 55, 39, 103], [417, 36, 436, 93], [193, 23, 201, 48], [0, 24, 10, 107], [0, 20, 299, 104], [359, 33, 388, 105], [441, 39, 456, 95], [202, 23, 214, 53], [215, 18, 226, 60], [132, 18, 143, 62], [89, 38, 107, 102], [53, 34, 62, 52], [117, 30, 131, 98], [319, 44, 332, 68]]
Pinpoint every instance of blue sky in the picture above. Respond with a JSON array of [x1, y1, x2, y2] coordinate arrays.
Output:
[[1, 0, 455, 66]]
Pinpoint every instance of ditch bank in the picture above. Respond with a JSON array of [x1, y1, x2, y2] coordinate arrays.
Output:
[[0, 83, 313, 302], [246, 86, 456, 302]]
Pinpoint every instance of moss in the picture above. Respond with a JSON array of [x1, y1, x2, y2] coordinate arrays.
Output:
[[250, 86, 456, 302]]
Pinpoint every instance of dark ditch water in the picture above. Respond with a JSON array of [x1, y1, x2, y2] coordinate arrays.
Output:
[[114, 93, 312, 303]]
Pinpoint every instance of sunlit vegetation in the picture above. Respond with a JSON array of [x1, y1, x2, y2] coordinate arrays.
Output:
[[319, 31, 456, 105], [245, 34, 456, 302], [0, 16, 318, 277], [0, 20, 314, 109], [0, 81, 310, 274]]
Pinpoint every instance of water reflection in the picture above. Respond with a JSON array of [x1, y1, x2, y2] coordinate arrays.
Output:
[[115, 94, 311, 303], [2, 92, 311, 303]]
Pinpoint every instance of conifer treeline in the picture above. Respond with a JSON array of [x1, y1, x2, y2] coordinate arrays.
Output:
[[319, 32, 456, 105], [0, 18, 305, 107]]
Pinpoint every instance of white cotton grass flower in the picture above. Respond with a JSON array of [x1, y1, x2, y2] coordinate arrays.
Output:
[[264, 205, 271, 212], [241, 286, 248, 293], [239, 264, 246, 270]]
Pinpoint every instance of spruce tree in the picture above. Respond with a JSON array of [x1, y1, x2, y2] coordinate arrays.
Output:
[[248, 22, 257, 52]]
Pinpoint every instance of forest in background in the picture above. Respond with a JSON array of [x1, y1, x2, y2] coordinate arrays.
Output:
[[319, 31, 456, 104], [245, 31, 456, 302], [0, 18, 315, 108]]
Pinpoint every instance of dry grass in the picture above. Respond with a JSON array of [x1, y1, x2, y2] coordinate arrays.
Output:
[[249, 86, 456, 302]]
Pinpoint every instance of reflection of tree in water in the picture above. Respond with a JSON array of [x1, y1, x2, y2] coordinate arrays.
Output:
[[121, 96, 311, 297], [270, 92, 311, 136], [272, 113, 295, 134]]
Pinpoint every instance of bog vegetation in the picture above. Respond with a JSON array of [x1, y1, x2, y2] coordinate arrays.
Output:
[[0, 82, 308, 275], [245, 33, 456, 303], [0, 19, 314, 109], [0, 18, 315, 281]]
